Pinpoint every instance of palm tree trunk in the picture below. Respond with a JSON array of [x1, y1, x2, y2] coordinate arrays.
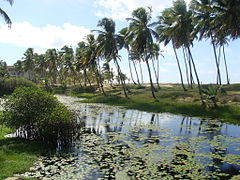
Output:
[[86, 75, 93, 89], [187, 47, 205, 106], [145, 59, 158, 102], [133, 60, 141, 85], [94, 68, 106, 96], [210, 33, 221, 85], [139, 62, 144, 84], [83, 69, 87, 87], [222, 45, 230, 84], [128, 55, 137, 85], [152, 60, 160, 90], [186, 48, 194, 88], [183, 47, 190, 88], [97, 61, 106, 96], [173, 44, 187, 91], [114, 58, 128, 98]]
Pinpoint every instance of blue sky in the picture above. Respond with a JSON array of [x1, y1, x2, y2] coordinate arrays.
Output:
[[0, 0, 239, 83]]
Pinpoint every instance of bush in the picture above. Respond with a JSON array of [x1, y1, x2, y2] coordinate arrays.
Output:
[[0, 77, 37, 97], [0, 87, 75, 145], [70, 85, 96, 94]]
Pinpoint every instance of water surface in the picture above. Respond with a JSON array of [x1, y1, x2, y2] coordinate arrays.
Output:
[[19, 95, 240, 180]]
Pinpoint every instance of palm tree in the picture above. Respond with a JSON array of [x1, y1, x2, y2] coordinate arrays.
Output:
[[22, 48, 35, 80], [59, 45, 75, 85], [157, 0, 204, 104], [214, 33, 230, 84], [119, 27, 139, 85], [75, 41, 88, 87], [126, 7, 159, 101], [14, 60, 23, 77], [34, 53, 46, 82], [211, 0, 240, 40], [82, 34, 106, 95], [156, 2, 190, 91], [0, 0, 13, 27], [94, 18, 129, 97], [190, 0, 222, 85], [44, 49, 59, 85]]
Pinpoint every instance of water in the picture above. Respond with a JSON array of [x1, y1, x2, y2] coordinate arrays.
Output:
[[18, 95, 240, 180]]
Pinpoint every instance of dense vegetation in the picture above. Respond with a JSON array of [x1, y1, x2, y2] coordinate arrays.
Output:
[[1, 0, 239, 104], [0, 77, 37, 97], [0, 87, 75, 145]]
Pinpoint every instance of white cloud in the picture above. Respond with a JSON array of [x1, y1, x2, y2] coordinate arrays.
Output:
[[95, 0, 192, 20], [0, 22, 91, 49]]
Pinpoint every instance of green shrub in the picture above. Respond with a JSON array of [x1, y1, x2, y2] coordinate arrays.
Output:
[[0, 77, 37, 97], [0, 87, 75, 145], [70, 85, 96, 94]]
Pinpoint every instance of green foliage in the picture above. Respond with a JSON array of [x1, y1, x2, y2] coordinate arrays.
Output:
[[0, 77, 37, 97], [0, 126, 46, 180], [70, 85, 96, 94], [202, 84, 221, 108], [0, 87, 75, 144]]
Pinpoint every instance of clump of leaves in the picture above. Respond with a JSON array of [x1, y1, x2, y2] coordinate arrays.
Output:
[[0, 87, 75, 145], [0, 77, 37, 97], [202, 85, 223, 108]]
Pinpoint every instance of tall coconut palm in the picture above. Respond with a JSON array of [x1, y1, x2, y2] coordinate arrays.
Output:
[[22, 48, 35, 80], [158, 0, 204, 104], [34, 53, 46, 82], [156, 2, 191, 91], [44, 49, 59, 85], [126, 7, 159, 101], [82, 34, 106, 95], [214, 33, 230, 84], [14, 60, 23, 77], [0, 0, 13, 27], [119, 27, 139, 85], [190, 0, 223, 85], [93, 17, 129, 97], [75, 41, 88, 87], [59, 45, 75, 85], [211, 0, 240, 40]]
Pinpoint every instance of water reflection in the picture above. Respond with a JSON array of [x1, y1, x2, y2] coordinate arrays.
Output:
[[20, 95, 240, 179]]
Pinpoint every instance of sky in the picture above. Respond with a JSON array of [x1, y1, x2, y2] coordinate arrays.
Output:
[[0, 0, 239, 84]]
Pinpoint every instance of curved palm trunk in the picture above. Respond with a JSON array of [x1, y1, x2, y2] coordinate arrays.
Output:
[[86, 74, 93, 89], [145, 59, 158, 102], [222, 45, 230, 84], [128, 55, 137, 85], [132, 60, 141, 85], [83, 69, 87, 87], [139, 62, 144, 84], [152, 60, 160, 90], [94, 68, 106, 96], [97, 62, 106, 96], [187, 47, 205, 106], [114, 58, 128, 98], [185, 47, 194, 88], [173, 44, 187, 91], [210, 33, 222, 85], [182, 47, 190, 88]]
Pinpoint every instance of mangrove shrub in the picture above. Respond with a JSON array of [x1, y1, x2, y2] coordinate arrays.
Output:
[[0, 87, 75, 145]]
